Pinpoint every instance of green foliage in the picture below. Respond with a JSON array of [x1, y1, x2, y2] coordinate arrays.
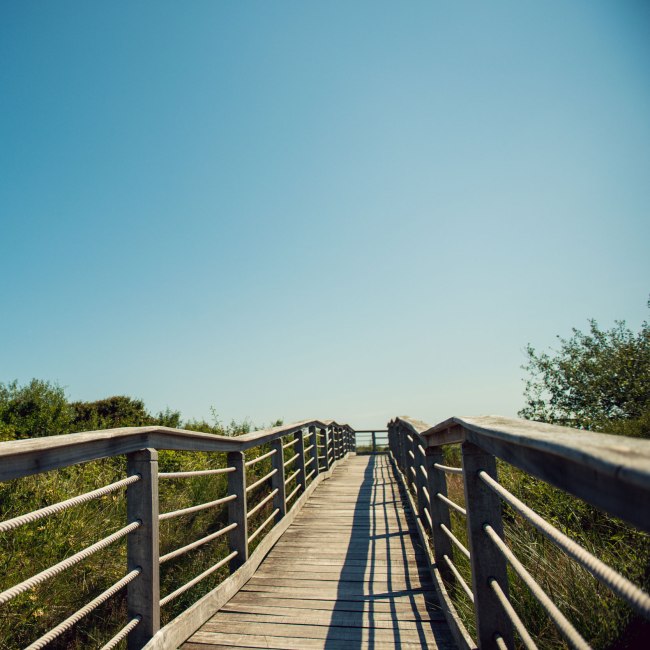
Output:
[[0, 379, 73, 440], [519, 305, 650, 437], [0, 380, 284, 648]]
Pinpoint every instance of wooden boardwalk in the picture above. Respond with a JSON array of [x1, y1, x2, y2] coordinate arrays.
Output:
[[183, 454, 455, 649]]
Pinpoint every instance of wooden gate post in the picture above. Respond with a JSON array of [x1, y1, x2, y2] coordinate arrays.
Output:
[[462, 440, 513, 649], [271, 438, 286, 522], [126, 448, 160, 649], [227, 451, 248, 571]]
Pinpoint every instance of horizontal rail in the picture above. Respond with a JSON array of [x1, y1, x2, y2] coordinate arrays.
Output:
[[159, 467, 235, 479], [283, 452, 299, 467], [159, 523, 237, 564], [0, 418, 352, 482], [160, 551, 238, 606], [0, 521, 141, 605], [25, 569, 141, 650], [246, 468, 277, 493], [282, 437, 299, 449], [490, 578, 537, 650], [440, 522, 470, 560], [433, 463, 463, 475], [443, 554, 474, 603], [99, 617, 141, 650], [284, 468, 300, 485], [244, 449, 276, 467], [437, 492, 467, 516], [159, 494, 236, 521], [286, 484, 301, 503], [248, 508, 280, 544], [0, 474, 141, 533], [247, 489, 278, 519]]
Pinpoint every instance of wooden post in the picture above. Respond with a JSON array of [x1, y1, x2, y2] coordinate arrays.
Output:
[[425, 447, 455, 586], [309, 426, 320, 478], [324, 426, 332, 470], [462, 440, 513, 649], [295, 428, 307, 493], [227, 451, 248, 571], [126, 449, 160, 649], [413, 437, 426, 520], [372, 431, 377, 454], [270, 438, 286, 522]]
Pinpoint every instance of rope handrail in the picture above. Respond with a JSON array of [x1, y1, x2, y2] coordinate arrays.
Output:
[[159, 493, 236, 521], [25, 569, 141, 650], [159, 467, 235, 479], [99, 617, 141, 650], [0, 521, 141, 605], [159, 523, 237, 565], [0, 474, 140, 533]]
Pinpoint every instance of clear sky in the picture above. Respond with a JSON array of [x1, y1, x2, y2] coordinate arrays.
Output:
[[1, 1, 648, 430]]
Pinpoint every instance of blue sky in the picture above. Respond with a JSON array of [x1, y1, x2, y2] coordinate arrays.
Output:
[[1, 1, 648, 430]]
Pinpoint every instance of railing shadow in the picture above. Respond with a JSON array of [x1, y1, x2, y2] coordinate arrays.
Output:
[[324, 455, 448, 649]]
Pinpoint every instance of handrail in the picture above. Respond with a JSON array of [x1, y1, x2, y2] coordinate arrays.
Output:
[[388, 414, 650, 650], [0, 418, 354, 649], [0, 418, 354, 482]]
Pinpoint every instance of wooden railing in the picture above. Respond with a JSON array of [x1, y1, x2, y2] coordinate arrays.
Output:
[[353, 429, 388, 453], [0, 419, 354, 649], [388, 415, 650, 650]]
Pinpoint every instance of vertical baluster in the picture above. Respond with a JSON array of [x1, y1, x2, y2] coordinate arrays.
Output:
[[295, 428, 307, 493], [271, 438, 286, 522], [309, 425, 320, 479], [462, 440, 513, 649], [425, 447, 455, 586], [126, 449, 160, 649], [227, 451, 248, 571]]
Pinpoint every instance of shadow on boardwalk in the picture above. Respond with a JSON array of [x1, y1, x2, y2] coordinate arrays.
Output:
[[184, 454, 455, 649]]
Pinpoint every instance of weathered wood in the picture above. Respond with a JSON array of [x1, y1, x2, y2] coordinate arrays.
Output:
[[126, 449, 160, 649], [308, 426, 319, 479], [184, 456, 455, 650], [144, 463, 338, 650], [227, 452, 248, 571], [388, 451, 477, 650], [294, 429, 307, 495], [0, 419, 351, 482], [462, 441, 513, 649], [270, 439, 286, 522], [425, 448, 456, 587]]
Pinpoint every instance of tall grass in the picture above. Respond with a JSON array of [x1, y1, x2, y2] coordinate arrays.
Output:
[[424, 447, 650, 649]]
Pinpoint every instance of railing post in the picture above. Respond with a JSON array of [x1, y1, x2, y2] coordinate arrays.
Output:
[[309, 425, 320, 478], [271, 438, 286, 522], [425, 447, 455, 586], [295, 428, 307, 493], [325, 426, 333, 470], [227, 451, 248, 571], [414, 437, 426, 520], [126, 448, 160, 649], [372, 431, 377, 454], [462, 440, 513, 649]]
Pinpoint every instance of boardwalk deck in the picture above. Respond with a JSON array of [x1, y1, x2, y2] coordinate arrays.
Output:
[[183, 454, 455, 649]]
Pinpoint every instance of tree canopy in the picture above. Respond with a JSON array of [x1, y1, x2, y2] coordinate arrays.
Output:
[[519, 305, 650, 437]]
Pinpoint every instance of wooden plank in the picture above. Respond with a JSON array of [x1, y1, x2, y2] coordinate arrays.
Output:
[[144, 463, 338, 650]]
